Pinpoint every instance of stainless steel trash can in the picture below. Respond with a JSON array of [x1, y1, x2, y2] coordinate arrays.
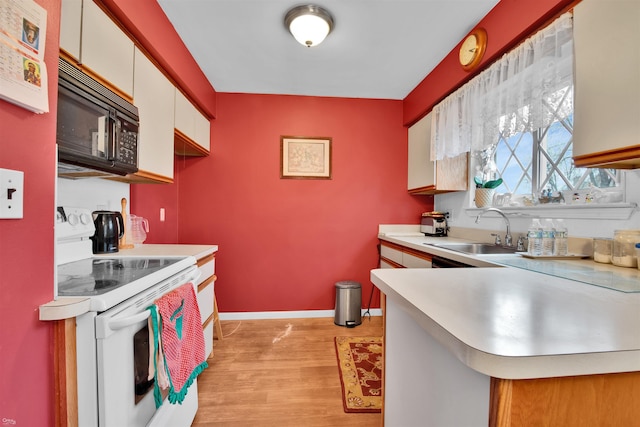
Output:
[[334, 281, 362, 327]]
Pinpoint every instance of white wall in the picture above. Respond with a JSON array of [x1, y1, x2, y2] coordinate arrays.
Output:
[[436, 170, 640, 239], [57, 178, 130, 213]]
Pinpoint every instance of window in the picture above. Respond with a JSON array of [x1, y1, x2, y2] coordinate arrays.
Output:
[[431, 12, 623, 205], [484, 106, 621, 199]]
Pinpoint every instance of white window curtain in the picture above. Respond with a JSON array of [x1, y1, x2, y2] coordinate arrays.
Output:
[[431, 12, 574, 161]]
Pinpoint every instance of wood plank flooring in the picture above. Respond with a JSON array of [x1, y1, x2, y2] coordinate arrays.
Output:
[[193, 316, 383, 427]]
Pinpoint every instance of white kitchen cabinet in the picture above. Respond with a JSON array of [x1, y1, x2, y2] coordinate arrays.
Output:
[[175, 89, 211, 156], [194, 109, 211, 150], [379, 241, 432, 268], [379, 259, 394, 269], [380, 243, 403, 266], [573, 0, 640, 169], [195, 253, 220, 359], [132, 48, 175, 183], [403, 252, 432, 268], [59, 0, 81, 60], [59, 0, 135, 98], [81, 0, 134, 97], [408, 112, 468, 194]]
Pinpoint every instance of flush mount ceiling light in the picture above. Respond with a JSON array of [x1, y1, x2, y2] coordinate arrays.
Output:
[[284, 5, 334, 47]]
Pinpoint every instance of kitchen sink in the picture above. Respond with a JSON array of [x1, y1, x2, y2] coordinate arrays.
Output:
[[427, 242, 520, 255]]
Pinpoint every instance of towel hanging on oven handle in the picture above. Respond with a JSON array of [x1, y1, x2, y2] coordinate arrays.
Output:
[[107, 269, 201, 332]]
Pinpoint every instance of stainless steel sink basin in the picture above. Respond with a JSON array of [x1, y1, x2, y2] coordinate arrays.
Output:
[[427, 243, 520, 255]]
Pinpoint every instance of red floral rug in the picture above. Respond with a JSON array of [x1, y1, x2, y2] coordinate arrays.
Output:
[[334, 336, 383, 413]]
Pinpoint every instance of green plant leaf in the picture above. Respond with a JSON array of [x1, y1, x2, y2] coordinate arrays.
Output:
[[474, 176, 483, 187], [483, 178, 503, 189]]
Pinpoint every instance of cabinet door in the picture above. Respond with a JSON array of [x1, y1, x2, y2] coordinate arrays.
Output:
[[408, 112, 468, 194], [380, 244, 403, 266], [380, 259, 395, 269], [194, 110, 211, 151], [174, 89, 194, 137], [408, 112, 436, 191], [573, 0, 640, 168], [81, 0, 134, 97], [435, 153, 468, 191], [175, 89, 210, 155], [60, 0, 82, 60], [403, 252, 432, 268], [133, 48, 175, 181]]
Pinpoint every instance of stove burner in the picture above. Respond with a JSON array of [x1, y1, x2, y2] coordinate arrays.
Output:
[[94, 279, 120, 290]]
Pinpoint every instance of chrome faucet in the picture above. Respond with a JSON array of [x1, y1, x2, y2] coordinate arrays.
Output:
[[475, 208, 513, 247]]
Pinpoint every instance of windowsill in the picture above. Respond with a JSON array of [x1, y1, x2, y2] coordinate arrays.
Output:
[[465, 203, 638, 220]]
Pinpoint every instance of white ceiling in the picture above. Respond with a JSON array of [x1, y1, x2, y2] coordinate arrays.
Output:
[[157, 0, 500, 100]]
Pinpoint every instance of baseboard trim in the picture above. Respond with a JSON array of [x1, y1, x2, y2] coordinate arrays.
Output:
[[219, 309, 383, 321]]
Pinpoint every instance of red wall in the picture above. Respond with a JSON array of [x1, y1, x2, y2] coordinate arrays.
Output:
[[135, 93, 433, 312], [131, 178, 180, 244], [0, 1, 59, 425]]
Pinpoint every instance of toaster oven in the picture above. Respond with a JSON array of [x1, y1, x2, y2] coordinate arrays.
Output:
[[420, 212, 448, 236]]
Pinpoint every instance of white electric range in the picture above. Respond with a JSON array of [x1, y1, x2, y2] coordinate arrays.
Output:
[[55, 206, 200, 426]]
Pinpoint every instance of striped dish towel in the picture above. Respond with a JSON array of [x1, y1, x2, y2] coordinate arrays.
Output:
[[149, 282, 208, 407]]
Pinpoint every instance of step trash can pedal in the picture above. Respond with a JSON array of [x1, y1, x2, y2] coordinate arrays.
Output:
[[334, 281, 362, 327]]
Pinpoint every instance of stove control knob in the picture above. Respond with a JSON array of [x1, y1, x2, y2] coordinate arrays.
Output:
[[67, 214, 78, 226], [79, 213, 91, 225]]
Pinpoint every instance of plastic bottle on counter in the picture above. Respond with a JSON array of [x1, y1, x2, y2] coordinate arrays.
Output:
[[527, 219, 543, 256], [541, 219, 555, 256], [553, 219, 568, 256]]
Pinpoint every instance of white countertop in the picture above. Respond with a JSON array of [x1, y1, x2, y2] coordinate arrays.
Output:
[[374, 226, 640, 379], [96, 244, 218, 260]]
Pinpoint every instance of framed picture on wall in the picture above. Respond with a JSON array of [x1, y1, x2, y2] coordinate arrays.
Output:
[[280, 136, 332, 179]]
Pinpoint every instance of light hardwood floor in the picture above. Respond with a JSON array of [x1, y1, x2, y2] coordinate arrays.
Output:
[[193, 316, 383, 427]]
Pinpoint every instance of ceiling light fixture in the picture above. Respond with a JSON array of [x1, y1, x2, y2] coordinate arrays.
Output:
[[284, 5, 334, 47]]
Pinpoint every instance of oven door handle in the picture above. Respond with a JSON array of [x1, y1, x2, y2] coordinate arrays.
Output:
[[107, 270, 201, 332], [108, 310, 152, 331]]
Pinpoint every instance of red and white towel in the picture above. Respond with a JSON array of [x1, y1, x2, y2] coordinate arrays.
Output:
[[149, 282, 208, 406]]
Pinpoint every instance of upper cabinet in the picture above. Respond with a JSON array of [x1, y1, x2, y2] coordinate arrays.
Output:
[[573, 0, 640, 169], [132, 48, 175, 183], [59, 0, 212, 183], [174, 89, 211, 157], [408, 112, 468, 195], [59, 0, 81, 60], [60, 0, 134, 99]]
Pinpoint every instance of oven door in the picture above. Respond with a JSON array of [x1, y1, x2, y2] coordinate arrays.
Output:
[[94, 266, 199, 427]]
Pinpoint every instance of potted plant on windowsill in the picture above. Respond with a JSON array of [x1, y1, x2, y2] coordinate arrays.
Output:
[[474, 177, 503, 208]]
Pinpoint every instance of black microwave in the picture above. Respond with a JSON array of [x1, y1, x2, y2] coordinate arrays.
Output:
[[57, 57, 139, 177]]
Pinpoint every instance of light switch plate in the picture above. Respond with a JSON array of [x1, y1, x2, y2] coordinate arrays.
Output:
[[0, 168, 24, 219]]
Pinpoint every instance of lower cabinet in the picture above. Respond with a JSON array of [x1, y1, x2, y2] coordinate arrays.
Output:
[[194, 252, 219, 359], [489, 372, 640, 426], [379, 241, 432, 268]]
